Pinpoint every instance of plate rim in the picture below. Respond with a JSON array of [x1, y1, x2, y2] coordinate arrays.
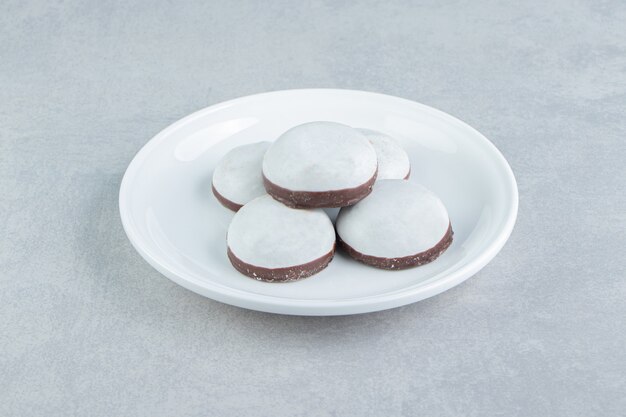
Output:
[[119, 88, 519, 315]]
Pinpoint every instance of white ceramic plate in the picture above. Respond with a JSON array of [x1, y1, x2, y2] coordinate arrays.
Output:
[[119, 89, 518, 315]]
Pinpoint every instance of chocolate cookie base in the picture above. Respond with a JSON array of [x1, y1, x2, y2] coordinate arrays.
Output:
[[212, 183, 243, 212], [227, 246, 335, 282], [263, 170, 377, 209], [338, 223, 453, 270]]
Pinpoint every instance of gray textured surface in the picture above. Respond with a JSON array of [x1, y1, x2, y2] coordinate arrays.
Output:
[[1, 0, 625, 415]]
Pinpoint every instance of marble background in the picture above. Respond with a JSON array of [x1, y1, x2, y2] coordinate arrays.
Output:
[[1, 1, 624, 415]]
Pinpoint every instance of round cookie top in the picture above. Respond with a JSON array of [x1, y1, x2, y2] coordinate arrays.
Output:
[[227, 195, 335, 269], [357, 129, 410, 180], [262, 122, 378, 192], [336, 180, 450, 258], [212, 142, 270, 206]]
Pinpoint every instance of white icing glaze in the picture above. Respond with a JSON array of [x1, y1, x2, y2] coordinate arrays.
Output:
[[262, 122, 377, 191], [357, 129, 410, 180], [227, 195, 335, 268], [212, 142, 270, 206], [336, 180, 450, 258]]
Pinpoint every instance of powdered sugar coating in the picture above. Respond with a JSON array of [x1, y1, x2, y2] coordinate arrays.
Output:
[[262, 122, 377, 191], [357, 129, 410, 180], [227, 195, 335, 269], [336, 180, 450, 258], [212, 142, 270, 207]]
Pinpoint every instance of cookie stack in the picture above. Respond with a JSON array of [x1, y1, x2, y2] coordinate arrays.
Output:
[[212, 122, 453, 282]]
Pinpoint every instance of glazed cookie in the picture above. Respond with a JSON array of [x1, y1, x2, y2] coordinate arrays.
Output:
[[227, 195, 336, 282], [262, 122, 378, 208], [357, 129, 410, 180], [336, 180, 453, 269], [212, 142, 270, 211]]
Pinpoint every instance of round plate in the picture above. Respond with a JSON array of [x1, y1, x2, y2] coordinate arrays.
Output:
[[119, 89, 518, 315]]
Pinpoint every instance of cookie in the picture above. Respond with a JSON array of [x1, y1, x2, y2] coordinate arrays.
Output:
[[357, 128, 410, 180], [336, 180, 453, 269], [212, 142, 270, 211], [262, 122, 378, 208], [227, 195, 336, 282]]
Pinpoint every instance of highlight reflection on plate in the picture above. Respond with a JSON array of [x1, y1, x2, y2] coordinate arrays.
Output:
[[119, 89, 518, 315]]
